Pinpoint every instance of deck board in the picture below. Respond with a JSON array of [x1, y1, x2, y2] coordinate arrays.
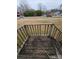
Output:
[[18, 36, 59, 59]]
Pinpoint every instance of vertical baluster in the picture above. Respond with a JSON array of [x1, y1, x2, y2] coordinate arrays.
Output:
[[19, 28, 26, 40], [23, 25, 28, 37], [42, 24, 45, 36], [32, 25, 34, 36], [41, 24, 42, 36], [29, 25, 32, 36], [54, 28, 57, 39], [33, 25, 35, 36], [36, 25, 37, 36], [55, 26, 60, 39], [51, 24, 54, 37], [39, 25, 40, 36], [53, 27, 57, 38], [41, 24, 43, 36], [17, 29, 24, 42], [28, 25, 31, 36], [17, 34, 23, 48], [22, 26, 26, 38], [47, 25, 49, 36], [40, 25, 41, 36], [34, 25, 35, 36], [37, 25, 39, 36], [49, 24, 53, 37], [51, 25, 54, 38], [30, 25, 33, 36], [45, 24, 47, 36], [30, 25, 32, 36], [44, 24, 46, 36], [56, 31, 61, 40], [48, 25, 50, 35], [26, 25, 30, 36], [52, 25, 55, 37], [17, 39, 21, 48], [24, 25, 28, 36], [20, 27, 25, 40], [34, 25, 36, 36], [17, 35, 23, 45]]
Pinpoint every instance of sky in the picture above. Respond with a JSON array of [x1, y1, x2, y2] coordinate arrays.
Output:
[[17, 0, 62, 10]]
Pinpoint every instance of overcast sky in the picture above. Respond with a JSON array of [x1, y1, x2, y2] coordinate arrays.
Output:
[[17, 0, 62, 10]]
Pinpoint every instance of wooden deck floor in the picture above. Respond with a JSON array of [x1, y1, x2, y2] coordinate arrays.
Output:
[[18, 36, 61, 59]]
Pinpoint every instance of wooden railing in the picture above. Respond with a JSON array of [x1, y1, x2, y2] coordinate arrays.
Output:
[[50, 24, 62, 41], [17, 24, 62, 54], [17, 26, 29, 54]]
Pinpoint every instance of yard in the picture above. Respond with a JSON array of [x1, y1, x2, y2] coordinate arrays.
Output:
[[17, 16, 62, 31]]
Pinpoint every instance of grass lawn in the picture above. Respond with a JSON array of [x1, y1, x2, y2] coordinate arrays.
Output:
[[17, 16, 62, 31]]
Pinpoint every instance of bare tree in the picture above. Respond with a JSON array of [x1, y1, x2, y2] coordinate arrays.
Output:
[[59, 4, 62, 10], [38, 3, 42, 11], [17, 0, 30, 15], [42, 5, 47, 12]]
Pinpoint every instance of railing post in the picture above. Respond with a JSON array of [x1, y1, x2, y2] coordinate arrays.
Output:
[[48, 24, 53, 37]]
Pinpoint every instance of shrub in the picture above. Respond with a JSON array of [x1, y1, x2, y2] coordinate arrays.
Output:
[[24, 11, 35, 16], [23, 10, 44, 17], [35, 10, 43, 16]]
